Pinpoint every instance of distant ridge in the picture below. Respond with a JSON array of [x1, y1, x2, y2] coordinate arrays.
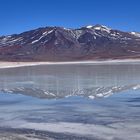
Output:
[[0, 24, 140, 61]]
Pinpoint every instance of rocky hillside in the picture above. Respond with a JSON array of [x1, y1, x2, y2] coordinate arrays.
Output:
[[0, 24, 140, 61]]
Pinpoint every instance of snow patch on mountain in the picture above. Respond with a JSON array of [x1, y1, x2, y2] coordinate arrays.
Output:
[[86, 25, 93, 29], [94, 25, 111, 33], [130, 32, 140, 37], [31, 29, 54, 44]]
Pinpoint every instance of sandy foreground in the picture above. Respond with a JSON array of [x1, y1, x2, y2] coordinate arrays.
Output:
[[0, 59, 140, 69]]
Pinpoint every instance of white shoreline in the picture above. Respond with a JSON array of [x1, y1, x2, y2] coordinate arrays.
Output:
[[0, 59, 140, 69]]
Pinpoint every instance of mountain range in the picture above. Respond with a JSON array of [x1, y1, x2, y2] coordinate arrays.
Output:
[[0, 24, 140, 61]]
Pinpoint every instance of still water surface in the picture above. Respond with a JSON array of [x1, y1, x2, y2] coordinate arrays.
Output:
[[0, 64, 140, 140]]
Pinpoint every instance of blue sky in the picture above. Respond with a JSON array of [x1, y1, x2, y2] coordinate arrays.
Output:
[[0, 0, 140, 35]]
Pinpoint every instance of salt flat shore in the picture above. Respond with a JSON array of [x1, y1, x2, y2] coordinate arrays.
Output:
[[0, 59, 140, 69]]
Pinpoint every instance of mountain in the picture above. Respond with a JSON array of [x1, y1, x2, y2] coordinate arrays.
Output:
[[0, 24, 140, 61]]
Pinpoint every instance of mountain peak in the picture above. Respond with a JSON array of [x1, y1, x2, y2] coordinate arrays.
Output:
[[130, 32, 140, 37], [85, 24, 111, 33], [0, 24, 140, 61], [86, 25, 94, 29], [93, 24, 111, 32]]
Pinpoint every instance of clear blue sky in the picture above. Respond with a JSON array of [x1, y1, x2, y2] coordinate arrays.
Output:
[[0, 0, 140, 35]]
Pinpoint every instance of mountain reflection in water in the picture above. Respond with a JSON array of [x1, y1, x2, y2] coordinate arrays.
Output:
[[0, 64, 140, 99], [0, 63, 140, 140]]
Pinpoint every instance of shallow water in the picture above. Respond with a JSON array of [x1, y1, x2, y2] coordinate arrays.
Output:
[[0, 64, 140, 140]]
